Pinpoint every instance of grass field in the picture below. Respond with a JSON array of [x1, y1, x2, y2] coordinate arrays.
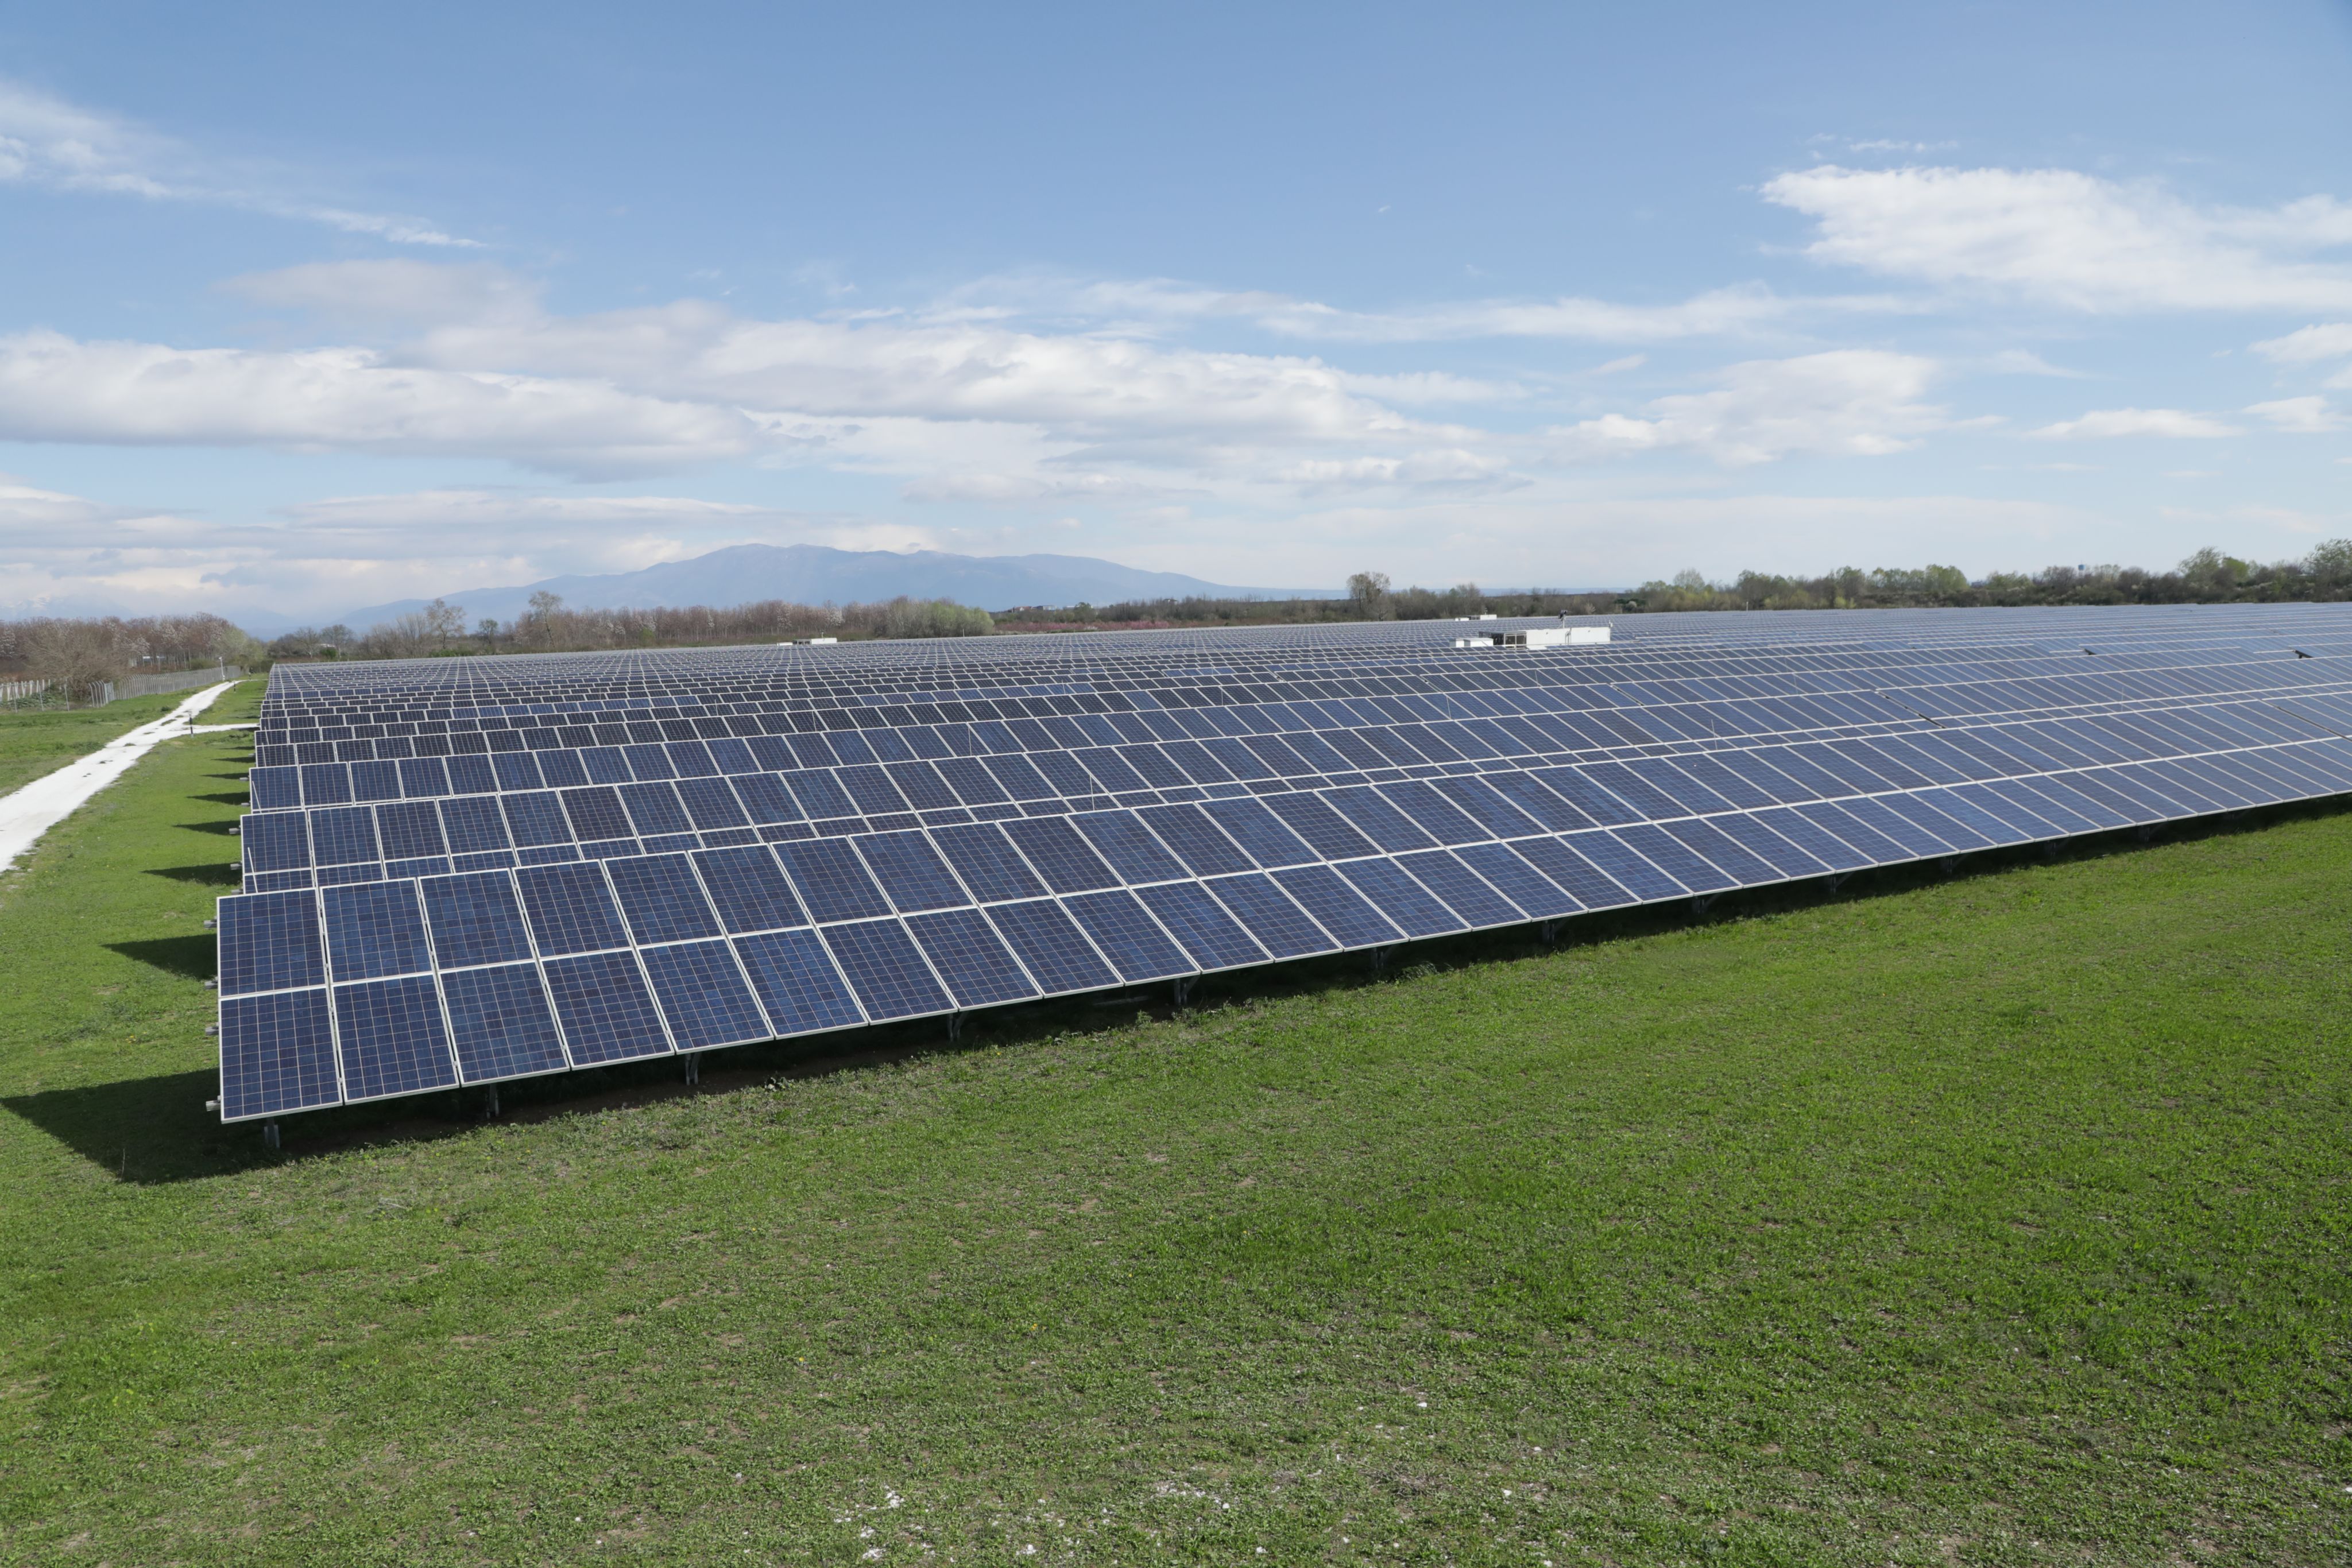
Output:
[[0, 683, 254, 798], [0, 695, 2346, 1565]]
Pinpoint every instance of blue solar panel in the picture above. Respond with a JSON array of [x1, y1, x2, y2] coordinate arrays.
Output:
[[1069, 811, 1188, 884], [561, 787, 635, 843], [991, 816, 1116, 893], [676, 776, 752, 830], [321, 880, 433, 981], [985, 899, 1120, 993], [854, 830, 973, 911], [775, 837, 896, 922], [1657, 819, 1780, 886], [516, 861, 630, 955], [501, 791, 574, 848], [1258, 792, 1382, 858], [1332, 856, 1464, 936], [733, 928, 866, 1033], [1270, 864, 1405, 947], [1394, 849, 1525, 926], [605, 854, 724, 944], [820, 919, 953, 1019], [420, 870, 537, 967], [1453, 841, 1581, 916], [907, 907, 1041, 1007], [543, 950, 674, 1063], [440, 963, 570, 1081], [334, 975, 459, 1101], [1132, 804, 1255, 875], [1063, 889, 1196, 980], [1564, 831, 1686, 900], [309, 805, 380, 866], [927, 822, 1050, 902], [1613, 823, 1735, 893], [219, 988, 341, 1119], [639, 939, 771, 1048], [440, 795, 512, 854], [218, 889, 326, 995], [1508, 835, 1635, 909], [1319, 786, 1438, 851], [1135, 881, 1270, 969], [1204, 873, 1337, 957], [688, 845, 807, 932]]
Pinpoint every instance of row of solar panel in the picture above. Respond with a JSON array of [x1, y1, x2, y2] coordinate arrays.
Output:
[[254, 651, 2351, 758], [232, 700, 2350, 893], [242, 683, 2352, 831], [216, 735, 2352, 1120]]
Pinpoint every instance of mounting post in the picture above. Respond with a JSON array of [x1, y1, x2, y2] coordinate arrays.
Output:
[[1539, 919, 1559, 944], [484, 1084, 501, 1120], [1689, 894, 1717, 915], [262, 1121, 280, 1151], [1367, 945, 1390, 976], [1938, 857, 1959, 874], [684, 1052, 701, 1085], [946, 1013, 962, 1044], [1825, 872, 1850, 892], [2134, 824, 2156, 844], [1171, 976, 1194, 1007]]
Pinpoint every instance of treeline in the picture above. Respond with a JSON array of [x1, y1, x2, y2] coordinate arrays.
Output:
[[993, 576, 1614, 633], [0, 614, 263, 703], [1621, 542, 2352, 612], [266, 593, 994, 661], [996, 543, 2352, 629]]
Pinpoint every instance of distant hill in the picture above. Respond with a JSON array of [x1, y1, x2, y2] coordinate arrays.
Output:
[[339, 544, 1332, 631]]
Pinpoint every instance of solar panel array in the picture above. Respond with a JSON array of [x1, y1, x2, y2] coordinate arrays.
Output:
[[212, 604, 2352, 1122]]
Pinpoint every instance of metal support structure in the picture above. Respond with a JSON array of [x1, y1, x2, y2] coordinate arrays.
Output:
[[946, 1013, 962, 1044], [684, 1052, 701, 1085], [2134, 824, 2156, 844], [484, 1084, 501, 1120], [1689, 894, 1717, 915], [262, 1121, 280, 1151], [1367, 945, 1391, 976], [1825, 872, 1850, 892], [1538, 920, 1559, 944], [1938, 857, 1960, 874], [1171, 976, 1195, 1007]]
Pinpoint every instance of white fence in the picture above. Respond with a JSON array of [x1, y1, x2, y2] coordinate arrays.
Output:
[[0, 678, 51, 703]]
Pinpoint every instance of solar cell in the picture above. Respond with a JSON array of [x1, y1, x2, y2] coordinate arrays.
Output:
[[219, 988, 341, 1118], [334, 975, 460, 1100], [605, 854, 724, 944], [516, 861, 631, 955], [774, 837, 896, 922], [1064, 889, 1197, 979], [733, 928, 866, 1033], [907, 907, 1041, 1006], [820, 918, 954, 1019], [218, 889, 326, 995], [543, 950, 674, 1063], [322, 880, 434, 980], [639, 939, 771, 1048], [440, 962, 570, 1080]]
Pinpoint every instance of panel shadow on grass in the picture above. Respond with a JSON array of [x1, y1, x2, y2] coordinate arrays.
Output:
[[2, 1069, 258, 1184], [151, 864, 239, 888], [107, 935, 215, 981], [192, 792, 249, 807], [177, 820, 240, 837]]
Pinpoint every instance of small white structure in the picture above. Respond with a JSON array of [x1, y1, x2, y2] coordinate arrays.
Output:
[[1453, 624, 1611, 650]]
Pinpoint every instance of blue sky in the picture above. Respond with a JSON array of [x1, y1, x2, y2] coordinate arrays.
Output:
[[4, 0, 2351, 621]]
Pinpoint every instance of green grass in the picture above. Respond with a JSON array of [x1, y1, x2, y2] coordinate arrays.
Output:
[[0, 719, 2347, 1566], [0, 677, 261, 796]]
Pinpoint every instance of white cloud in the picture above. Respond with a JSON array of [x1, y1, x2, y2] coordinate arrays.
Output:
[[0, 330, 767, 478], [223, 260, 536, 327], [931, 273, 1903, 343], [1550, 350, 1953, 466], [2245, 396, 2347, 433], [2026, 408, 2241, 440], [1765, 164, 2352, 312], [0, 79, 474, 246], [2250, 322, 2352, 363]]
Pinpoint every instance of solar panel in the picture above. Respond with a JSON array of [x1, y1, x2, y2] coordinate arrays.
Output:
[[214, 603, 2352, 1121]]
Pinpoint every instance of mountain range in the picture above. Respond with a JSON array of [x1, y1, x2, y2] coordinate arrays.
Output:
[[327, 545, 1331, 634]]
